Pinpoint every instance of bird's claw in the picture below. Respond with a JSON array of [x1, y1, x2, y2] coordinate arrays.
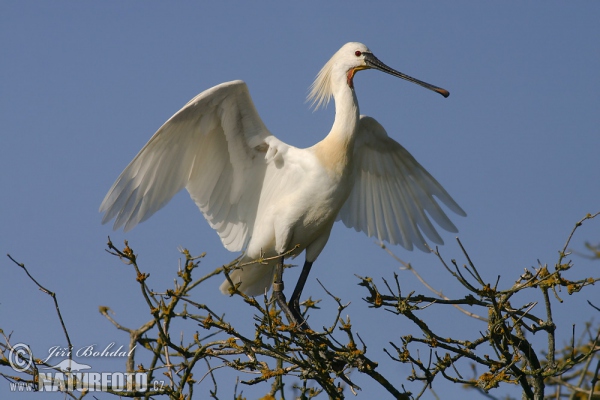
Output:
[[272, 288, 310, 330]]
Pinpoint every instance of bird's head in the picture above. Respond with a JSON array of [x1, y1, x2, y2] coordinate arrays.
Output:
[[308, 42, 449, 110]]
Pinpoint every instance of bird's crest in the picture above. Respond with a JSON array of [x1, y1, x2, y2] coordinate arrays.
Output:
[[307, 53, 336, 111]]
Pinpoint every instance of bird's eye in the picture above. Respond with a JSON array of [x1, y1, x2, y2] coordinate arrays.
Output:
[[355, 51, 362, 57]]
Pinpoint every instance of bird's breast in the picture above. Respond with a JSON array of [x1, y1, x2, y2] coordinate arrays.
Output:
[[297, 152, 355, 228], [312, 133, 355, 178]]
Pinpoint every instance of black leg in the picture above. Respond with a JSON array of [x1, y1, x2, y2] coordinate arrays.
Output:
[[288, 260, 313, 329]]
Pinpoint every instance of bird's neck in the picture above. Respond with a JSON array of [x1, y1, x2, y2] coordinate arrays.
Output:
[[314, 85, 359, 176]]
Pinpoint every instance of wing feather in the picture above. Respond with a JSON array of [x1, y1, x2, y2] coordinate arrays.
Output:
[[338, 115, 466, 251], [100, 80, 277, 252]]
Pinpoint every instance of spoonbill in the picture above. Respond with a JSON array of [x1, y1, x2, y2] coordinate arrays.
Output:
[[100, 42, 465, 327]]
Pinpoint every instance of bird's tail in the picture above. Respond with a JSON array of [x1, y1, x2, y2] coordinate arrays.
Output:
[[219, 256, 277, 297]]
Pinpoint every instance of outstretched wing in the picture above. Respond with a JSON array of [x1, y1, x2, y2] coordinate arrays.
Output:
[[100, 80, 283, 252], [337, 115, 466, 251]]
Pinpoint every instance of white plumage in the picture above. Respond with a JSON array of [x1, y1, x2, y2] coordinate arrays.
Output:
[[100, 42, 465, 299]]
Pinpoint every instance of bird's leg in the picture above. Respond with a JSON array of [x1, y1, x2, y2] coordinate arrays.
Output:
[[272, 256, 300, 326], [288, 260, 313, 330]]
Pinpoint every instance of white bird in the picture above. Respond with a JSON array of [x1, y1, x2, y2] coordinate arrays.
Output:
[[100, 42, 465, 327]]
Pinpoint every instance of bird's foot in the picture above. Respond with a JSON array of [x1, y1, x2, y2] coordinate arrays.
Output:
[[289, 299, 310, 331], [272, 282, 310, 330]]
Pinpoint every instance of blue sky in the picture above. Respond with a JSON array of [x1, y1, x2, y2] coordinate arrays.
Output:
[[2, 2, 599, 399]]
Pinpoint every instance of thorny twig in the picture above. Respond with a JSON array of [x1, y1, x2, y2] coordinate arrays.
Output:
[[366, 212, 600, 399], [1, 212, 598, 399]]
